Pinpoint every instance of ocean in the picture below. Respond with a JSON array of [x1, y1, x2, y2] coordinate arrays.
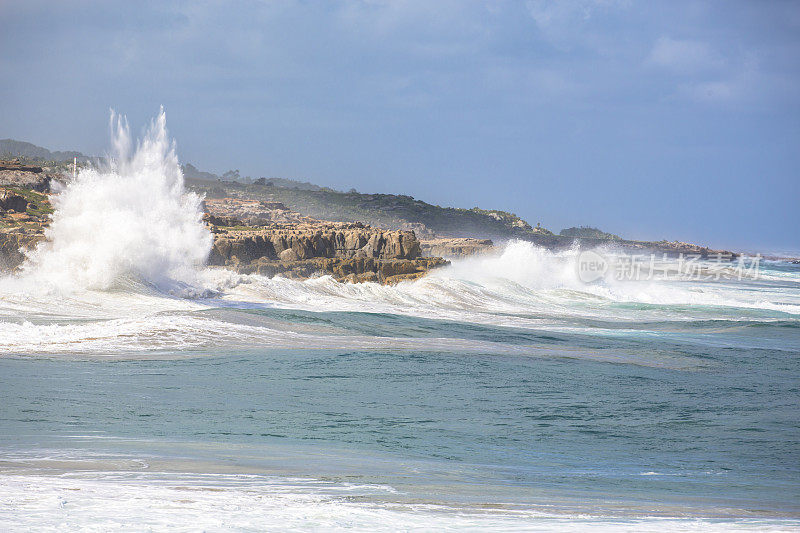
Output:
[[0, 113, 798, 531]]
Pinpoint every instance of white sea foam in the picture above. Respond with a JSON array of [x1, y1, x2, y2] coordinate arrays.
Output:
[[1, 240, 798, 357], [208, 241, 800, 322], [0, 473, 794, 532]]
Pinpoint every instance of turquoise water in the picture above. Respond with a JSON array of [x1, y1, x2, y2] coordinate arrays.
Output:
[[1, 249, 799, 530]]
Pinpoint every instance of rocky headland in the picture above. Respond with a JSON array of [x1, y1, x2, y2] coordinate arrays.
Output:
[[0, 161, 448, 283], [188, 175, 739, 260], [202, 197, 449, 283], [0, 153, 743, 283]]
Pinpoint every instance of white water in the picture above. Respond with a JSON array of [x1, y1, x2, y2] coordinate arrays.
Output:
[[210, 242, 800, 320], [16, 108, 211, 294], [1, 472, 791, 532]]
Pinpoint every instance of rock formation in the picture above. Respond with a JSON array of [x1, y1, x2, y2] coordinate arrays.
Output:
[[0, 190, 28, 212], [0, 163, 450, 285], [0, 161, 55, 192], [208, 220, 448, 284], [0, 232, 43, 270], [420, 238, 495, 258]]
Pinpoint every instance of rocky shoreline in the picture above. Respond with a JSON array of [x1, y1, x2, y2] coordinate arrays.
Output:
[[419, 235, 739, 260], [0, 163, 450, 283], [0, 160, 744, 283]]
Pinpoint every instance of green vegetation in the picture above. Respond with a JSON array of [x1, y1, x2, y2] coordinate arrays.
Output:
[[216, 225, 258, 232], [560, 226, 621, 240], [0, 139, 88, 163], [182, 163, 326, 191], [4, 187, 53, 218], [189, 179, 551, 240]]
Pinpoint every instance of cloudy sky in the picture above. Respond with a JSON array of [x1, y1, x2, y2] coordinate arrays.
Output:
[[1, 0, 798, 250]]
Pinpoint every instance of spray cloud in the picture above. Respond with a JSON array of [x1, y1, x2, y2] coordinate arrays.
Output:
[[23, 108, 212, 292]]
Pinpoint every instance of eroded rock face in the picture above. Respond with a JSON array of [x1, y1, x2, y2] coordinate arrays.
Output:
[[238, 256, 448, 284], [209, 223, 422, 264], [0, 233, 43, 270], [208, 221, 445, 284], [0, 190, 28, 212], [420, 238, 495, 259]]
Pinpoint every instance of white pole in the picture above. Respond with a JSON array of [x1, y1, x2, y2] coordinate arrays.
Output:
[[73, 157, 77, 178]]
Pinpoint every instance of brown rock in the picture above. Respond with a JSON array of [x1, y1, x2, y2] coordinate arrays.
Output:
[[420, 237, 495, 259], [0, 190, 28, 213], [0, 232, 44, 270], [279, 248, 299, 261]]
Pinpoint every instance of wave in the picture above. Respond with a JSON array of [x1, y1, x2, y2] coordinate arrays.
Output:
[[206, 241, 800, 322], [16, 108, 211, 293], [1, 239, 798, 358]]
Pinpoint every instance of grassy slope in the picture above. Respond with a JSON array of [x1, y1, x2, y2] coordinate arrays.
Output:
[[186, 178, 736, 256], [189, 179, 551, 241], [0, 187, 52, 232]]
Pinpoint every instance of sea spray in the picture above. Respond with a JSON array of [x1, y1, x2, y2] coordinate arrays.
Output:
[[21, 108, 212, 292]]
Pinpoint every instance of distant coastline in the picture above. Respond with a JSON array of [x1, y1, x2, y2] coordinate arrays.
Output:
[[0, 139, 767, 283]]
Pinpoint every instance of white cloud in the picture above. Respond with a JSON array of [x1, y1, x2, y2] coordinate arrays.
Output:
[[525, 0, 628, 48], [658, 48, 763, 104], [677, 80, 736, 102], [646, 36, 725, 74]]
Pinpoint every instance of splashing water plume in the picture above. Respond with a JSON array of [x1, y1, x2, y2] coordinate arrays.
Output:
[[21, 109, 212, 292]]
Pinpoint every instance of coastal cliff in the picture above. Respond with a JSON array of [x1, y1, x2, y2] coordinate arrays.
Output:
[[208, 220, 447, 283], [420, 238, 495, 258], [0, 164, 449, 284], [0, 156, 741, 283]]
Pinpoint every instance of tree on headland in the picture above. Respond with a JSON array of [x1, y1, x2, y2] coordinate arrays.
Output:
[[560, 226, 621, 240]]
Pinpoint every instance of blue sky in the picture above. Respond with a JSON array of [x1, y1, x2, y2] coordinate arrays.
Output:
[[1, 1, 798, 251]]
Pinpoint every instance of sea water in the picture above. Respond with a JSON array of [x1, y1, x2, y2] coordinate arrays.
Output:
[[0, 112, 798, 531]]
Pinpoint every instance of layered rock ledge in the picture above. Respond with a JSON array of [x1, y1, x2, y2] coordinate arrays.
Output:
[[0, 161, 449, 284], [208, 220, 448, 284], [0, 161, 56, 192], [420, 237, 495, 258]]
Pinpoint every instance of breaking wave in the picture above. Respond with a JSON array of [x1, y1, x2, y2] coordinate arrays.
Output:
[[17, 108, 211, 293], [209, 241, 800, 322]]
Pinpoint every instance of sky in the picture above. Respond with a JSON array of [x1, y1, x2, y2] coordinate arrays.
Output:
[[1, 0, 798, 251]]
